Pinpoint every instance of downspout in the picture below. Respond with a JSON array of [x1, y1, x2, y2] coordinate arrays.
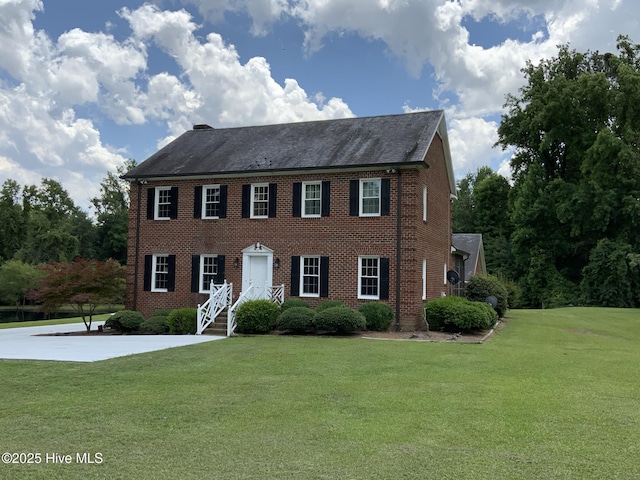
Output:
[[132, 180, 143, 311], [395, 170, 402, 331]]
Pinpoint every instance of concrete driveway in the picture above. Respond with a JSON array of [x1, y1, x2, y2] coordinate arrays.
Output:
[[0, 322, 226, 362]]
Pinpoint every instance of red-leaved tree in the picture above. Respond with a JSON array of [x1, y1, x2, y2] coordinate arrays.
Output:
[[31, 258, 126, 331]]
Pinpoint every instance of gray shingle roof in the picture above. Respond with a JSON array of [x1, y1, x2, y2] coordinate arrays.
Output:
[[452, 233, 486, 281], [124, 111, 452, 188]]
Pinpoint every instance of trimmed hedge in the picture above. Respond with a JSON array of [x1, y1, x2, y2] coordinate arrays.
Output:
[[316, 300, 347, 313], [167, 308, 198, 335], [141, 315, 170, 334], [314, 306, 366, 335], [425, 296, 495, 333], [104, 310, 144, 333], [235, 300, 279, 334], [465, 274, 509, 318], [276, 307, 315, 334], [358, 302, 393, 331], [280, 298, 312, 312]]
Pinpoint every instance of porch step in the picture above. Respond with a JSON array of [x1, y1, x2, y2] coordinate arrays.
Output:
[[202, 309, 229, 336]]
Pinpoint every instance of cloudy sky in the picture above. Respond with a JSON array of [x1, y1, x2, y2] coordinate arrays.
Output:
[[0, 0, 637, 211]]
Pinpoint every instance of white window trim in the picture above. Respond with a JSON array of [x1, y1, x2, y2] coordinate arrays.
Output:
[[422, 259, 427, 300], [199, 254, 218, 293], [202, 184, 221, 219], [154, 187, 172, 220], [443, 262, 448, 286], [251, 183, 269, 219], [300, 255, 321, 297], [358, 256, 380, 300], [359, 178, 381, 217], [302, 181, 322, 218], [423, 185, 428, 222], [152, 254, 169, 292]]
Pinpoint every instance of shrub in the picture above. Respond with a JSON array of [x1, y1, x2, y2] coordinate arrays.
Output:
[[314, 306, 366, 335], [425, 296, 494, 333], [235, 300, 279, 334], [150, 309, 172, 318], [358, 302, 394, 331], [424, 296, 465, 331], [316, 300, 347, 313], [141, 315, 170, 334], [465, 274, 509, 318], [104, 310, 144, 333], [276, 307, 315, 333], [167, 308, 198, 334], [280, 298, 312, 312]]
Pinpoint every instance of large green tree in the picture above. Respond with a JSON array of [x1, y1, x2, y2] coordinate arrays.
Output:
[[91, 159, 136, 264], [497, 35, 640, 307]]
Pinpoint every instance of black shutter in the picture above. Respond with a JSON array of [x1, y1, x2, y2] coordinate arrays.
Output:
[[219, 185, 228, 218], [194, 186, 202, 219], [349, 180, 359, 216], [143, 255, 152, 291], [215, 255, 226, 284], [167, 255, 176, 292], [292, 182, 302, 217], [191, 255, 200, 292], [241, 184, 250, 218], [381, 178, 391, 216], [146, 188, 155, 220], [380, 257, 390, 300], [268, 183, 277, 218], [320, 256, 329, 298], [169, 187, 179, 219], [321, 181, 330, 217], [290, 256, 300, 296]]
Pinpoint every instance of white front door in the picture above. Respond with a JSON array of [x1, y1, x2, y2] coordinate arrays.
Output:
[[241, 244, 274, 299]]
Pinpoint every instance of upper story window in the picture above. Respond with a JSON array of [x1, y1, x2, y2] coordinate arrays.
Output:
[[242, 183, 277, 218], [303, 182, 321, 217], [423, 185, 428, 222], [194, 185, 227, 219], [252, 184, 269, 218], [349, 178, 390, 217], [147, 187, 178, 220], [360, 179, 381, 216], [292, 181, 330, 217]]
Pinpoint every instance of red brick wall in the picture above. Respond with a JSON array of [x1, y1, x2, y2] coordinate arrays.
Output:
[[125, 145, 453, 329]]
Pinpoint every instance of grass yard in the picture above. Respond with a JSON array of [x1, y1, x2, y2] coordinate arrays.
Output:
[[1, 307, 639, 479]]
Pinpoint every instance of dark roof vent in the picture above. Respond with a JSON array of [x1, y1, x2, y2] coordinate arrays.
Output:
[[193, 124, 213, 130]]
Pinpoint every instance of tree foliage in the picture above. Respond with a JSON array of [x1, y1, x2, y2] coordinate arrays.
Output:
[[496, 35, 640, 307], [0, 260, 42, 319], [30, 258, 126, 331]]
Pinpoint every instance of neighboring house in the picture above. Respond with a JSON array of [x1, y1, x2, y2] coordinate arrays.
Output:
[[123, 111, 457, 330], [452, 233, 487, 296]]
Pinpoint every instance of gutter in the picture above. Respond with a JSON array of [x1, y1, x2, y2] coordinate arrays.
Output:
[[395, 169, 402, 331], [132, 180, 144, 310]]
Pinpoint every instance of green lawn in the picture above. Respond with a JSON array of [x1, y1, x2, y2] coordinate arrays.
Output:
[[1, 307, 639, 479]]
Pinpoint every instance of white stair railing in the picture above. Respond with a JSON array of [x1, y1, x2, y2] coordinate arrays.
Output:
[[227, 283, 254, 336], [196, 280, 233, 335], [267, 283, 285, 305]]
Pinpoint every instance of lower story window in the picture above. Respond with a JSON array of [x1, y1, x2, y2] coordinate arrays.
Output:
[[301, 256, 320, 297], [153, 255, 170, 291], [200, 255, 218, 292], [358, 256, 379, 299]]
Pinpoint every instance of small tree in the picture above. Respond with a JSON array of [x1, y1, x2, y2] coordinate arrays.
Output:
[[0, 260, 42, 320], [31, 258, 126, 331]]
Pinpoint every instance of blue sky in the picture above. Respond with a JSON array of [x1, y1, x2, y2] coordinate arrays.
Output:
[[0, 0, 637, 211]]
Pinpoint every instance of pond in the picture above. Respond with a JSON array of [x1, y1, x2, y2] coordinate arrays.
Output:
[[0, 309, 108, 323]]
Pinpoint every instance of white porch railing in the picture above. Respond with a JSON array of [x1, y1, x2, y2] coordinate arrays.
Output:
[[196, 280, 233, 335], [227, 281, 286, 336]]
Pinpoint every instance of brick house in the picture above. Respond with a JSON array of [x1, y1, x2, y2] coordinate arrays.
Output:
[[123, 111, 456, 330]]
